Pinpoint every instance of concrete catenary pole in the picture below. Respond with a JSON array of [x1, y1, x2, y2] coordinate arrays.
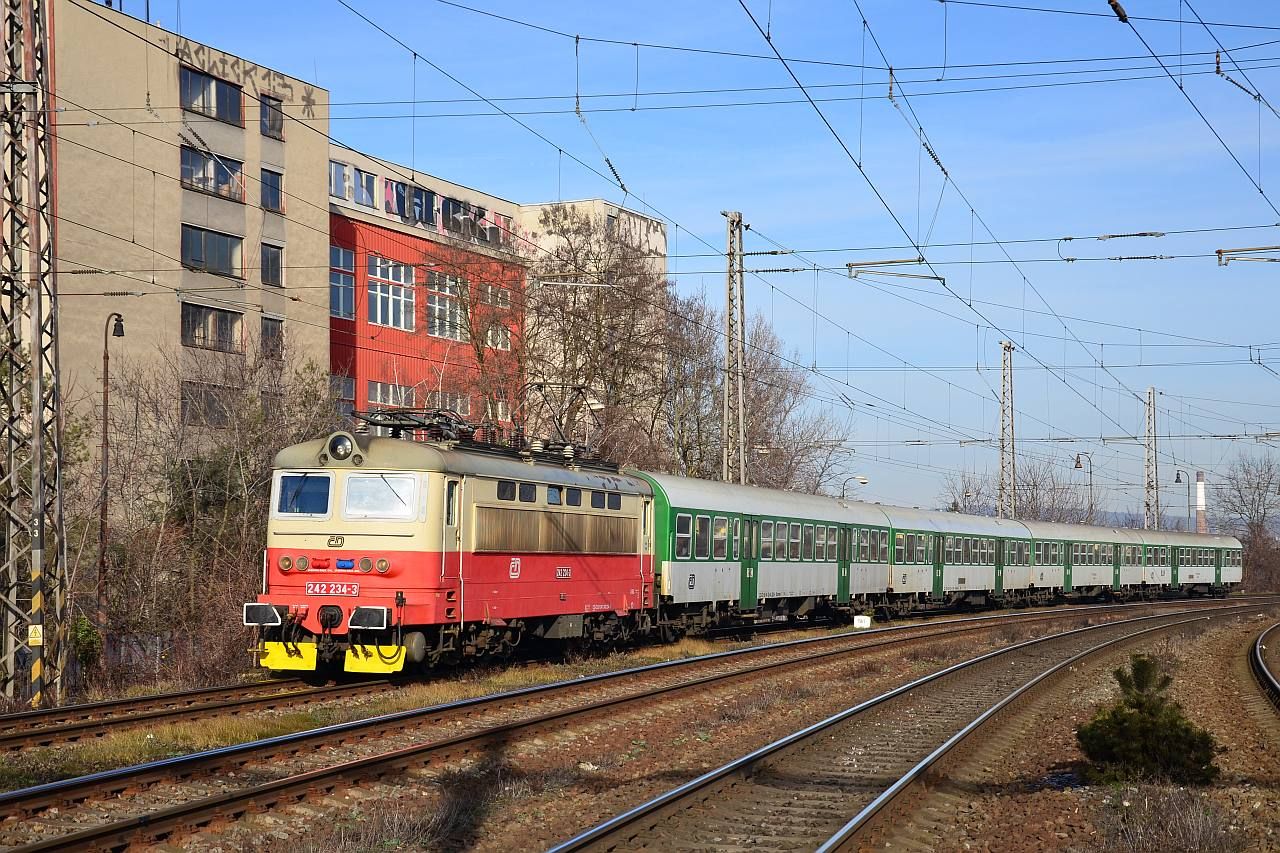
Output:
[[721, 211, 747, 485]]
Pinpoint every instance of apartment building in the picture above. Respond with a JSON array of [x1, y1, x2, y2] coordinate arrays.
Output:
[[53, 0, 330, 418], [326, 148, 525, 426]]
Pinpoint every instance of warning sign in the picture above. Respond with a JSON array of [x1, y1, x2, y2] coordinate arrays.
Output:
[[26, 624, 42, 647]]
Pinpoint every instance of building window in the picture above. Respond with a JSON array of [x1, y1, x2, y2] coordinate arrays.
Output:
[[261, 243, 283, 287], [261, 317, 283, 360], [179, 67, 242, 125], [329, 246, 355, 319], [427, 271, 466, 341], [354, 169, 376, 207], [180, 381, 233, 428], [368, 380, 414, 409], [412, 187, 436, 225], [485, 390, 510, 422], [330, 374, 355, 416], [481, 283, 511, 308], [329, 161, 347, 199], [260, 169, 284, 212], [367, 256, 415, 331], [485, 324, 511, 351], [179, 147, 243, 201], [181, 225, 242, 277], [426, 390, 470, 417], [180, 302, 242, 353], [260, 95, 284, 139]]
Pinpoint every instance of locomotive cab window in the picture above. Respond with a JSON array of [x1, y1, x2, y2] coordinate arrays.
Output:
[[497, 480, 516, 501], [566, 488, 582, 507], [344, 473, 416, 520], [518, 483, 536, 503], [675, 513, 692, 559], [445, 480, 458, 527], [275, 472, 331, 516]]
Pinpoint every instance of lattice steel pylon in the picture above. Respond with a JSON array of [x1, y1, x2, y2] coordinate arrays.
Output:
[[2, 0, 67, 707], [1144, 386, 1160, 530], [997, 341, 1016, 519], [721, 211, 747, 485]]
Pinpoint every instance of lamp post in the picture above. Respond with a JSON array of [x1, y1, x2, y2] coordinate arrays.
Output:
[[98, 313, 124, 659], [840, 474, 870, 500], [1074, 452, 1094, 521], [1174, 470, 1191, 531]]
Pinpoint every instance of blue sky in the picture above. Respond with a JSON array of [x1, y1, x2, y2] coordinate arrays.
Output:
[[136, 0, 1280, 512]]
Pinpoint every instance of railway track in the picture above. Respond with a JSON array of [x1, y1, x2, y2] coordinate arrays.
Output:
[[0, 599, 1246, 851], [0, 678, 395, 751], [1250, 619, 1280, 712], [552, 601, 1272, 852]]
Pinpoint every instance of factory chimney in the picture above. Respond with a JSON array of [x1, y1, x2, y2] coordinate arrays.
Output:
[[1195, 471, 1208, 534]]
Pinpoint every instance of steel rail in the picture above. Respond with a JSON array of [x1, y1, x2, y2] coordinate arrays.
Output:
[[1250, 620, 1280, 712], [0, 678, 304, 735], [550, 601, 1268, 852], [0, 680, 394, 751], [0, 601, 1244, 849]]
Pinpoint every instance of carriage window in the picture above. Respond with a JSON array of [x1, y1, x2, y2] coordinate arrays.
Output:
[[761, 521, 774, 559], [790, 523, 802, 560], [497, 480, 516, 501], [607, 492, 622, 510], [276, 473, 331, 515], [695, 515, 711, 560], [675, 513, 692, 559], [828, 527, 839, 561], [733, 519, 741, 560], [547, 486, 562, 506], [894, 532, 905, 565], [591, 491, 605, 509], [814, 525, 826, 562], [344, 474, 416, 520], [566, 488, 582, 507], [713, 516, 729, 560], [776, 522, 789, 560], [518, 482, 536, 503], [801, 524, 814, 561]]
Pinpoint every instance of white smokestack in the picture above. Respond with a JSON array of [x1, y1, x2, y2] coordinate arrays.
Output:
[[1195, 471, 1208, 534]]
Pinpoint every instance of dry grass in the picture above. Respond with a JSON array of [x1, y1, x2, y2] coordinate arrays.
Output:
[[1091, 785, 1245, 853]]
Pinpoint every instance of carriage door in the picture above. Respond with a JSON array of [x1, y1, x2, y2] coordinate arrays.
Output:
[[836, 526, 851, 604], [740, 517, 759, 612], [442, 477, 464, 623], [641, 499, 654, 611]]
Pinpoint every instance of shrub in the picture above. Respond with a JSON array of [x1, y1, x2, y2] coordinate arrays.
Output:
[[1076, 654, 1219, 784]]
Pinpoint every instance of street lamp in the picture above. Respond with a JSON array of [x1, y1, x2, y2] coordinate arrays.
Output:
[[1074, 452, 1094, 521], [98, 313, 124, 661], [1174, 470, 1191, 531], [840, 474, 870, 500]]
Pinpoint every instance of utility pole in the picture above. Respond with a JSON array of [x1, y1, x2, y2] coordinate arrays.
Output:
[[997, 340, 1016, 519], [1, 0, 67, 706], [721, 211, 747, 485], [1143, 386, 1160, 530]]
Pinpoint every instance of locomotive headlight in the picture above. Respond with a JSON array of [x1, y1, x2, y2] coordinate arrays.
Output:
[[329, 434, 354, 460], [296, 555, 310, 572], [359, 557, 373, 573], [376, 558, 390, 573], [279, 555, 293, 571]]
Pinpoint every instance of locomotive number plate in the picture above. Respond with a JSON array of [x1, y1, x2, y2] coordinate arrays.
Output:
[[305, 581, 359, 596]]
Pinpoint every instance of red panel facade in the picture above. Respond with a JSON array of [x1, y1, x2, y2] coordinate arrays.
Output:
[[329, 212, 523, 424]]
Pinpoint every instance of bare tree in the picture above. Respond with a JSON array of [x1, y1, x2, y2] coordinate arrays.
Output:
[[1214, 452, 1280, 591], [522, 203, 671, 465], [937, 456, 1093, 523]]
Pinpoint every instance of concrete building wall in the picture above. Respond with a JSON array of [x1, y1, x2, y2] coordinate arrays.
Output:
[[53, 0, 330, 405]]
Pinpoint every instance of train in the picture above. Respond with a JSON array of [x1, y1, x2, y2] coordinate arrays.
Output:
[[243, 414, 1243, 678]]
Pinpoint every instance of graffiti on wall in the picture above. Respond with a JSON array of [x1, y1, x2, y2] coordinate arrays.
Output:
[[162, 35, 318, 118]]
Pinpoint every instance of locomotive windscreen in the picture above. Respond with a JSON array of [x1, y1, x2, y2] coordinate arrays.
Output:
[[277, 473, 330, 515]]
